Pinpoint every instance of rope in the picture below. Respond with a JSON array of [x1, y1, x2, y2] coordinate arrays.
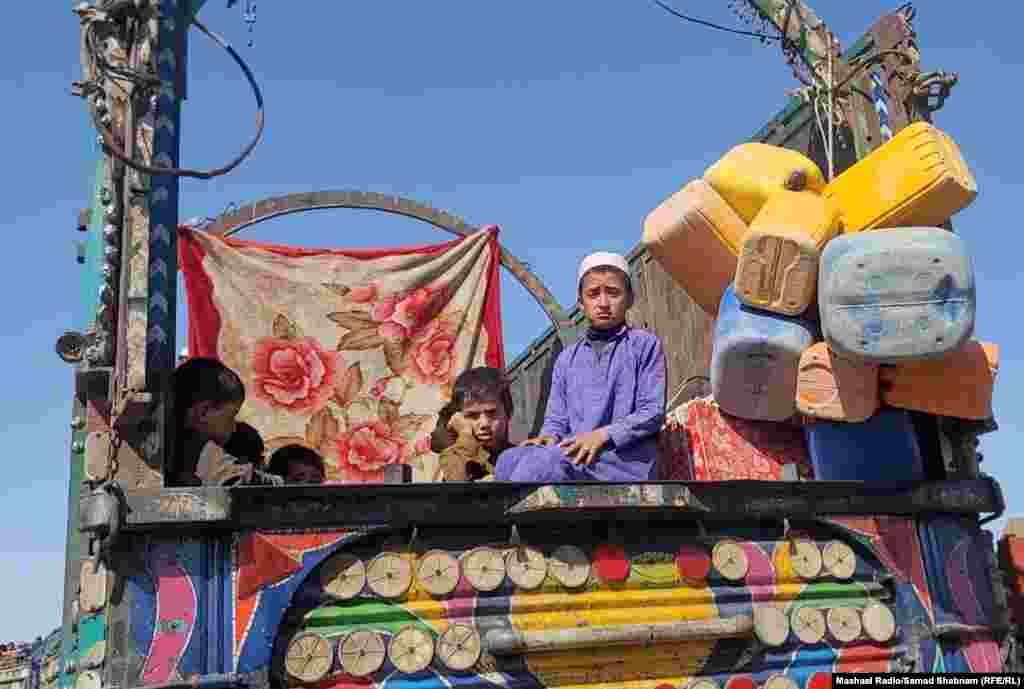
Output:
[[826, 45, 835, 181]]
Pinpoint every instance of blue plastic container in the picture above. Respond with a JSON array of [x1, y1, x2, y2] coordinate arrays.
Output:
[[804, 408, 924, 481], [818, 227, 975, 364], [711, 285, 817, 421]]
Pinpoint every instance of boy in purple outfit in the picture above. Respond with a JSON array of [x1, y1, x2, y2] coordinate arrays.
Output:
[[495, 252, 666, 481]]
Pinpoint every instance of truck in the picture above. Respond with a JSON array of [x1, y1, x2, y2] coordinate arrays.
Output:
[[53, 3, 1019, 689]]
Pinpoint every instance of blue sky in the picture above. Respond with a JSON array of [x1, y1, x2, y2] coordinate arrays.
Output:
[[0, 1, 1020, 642]]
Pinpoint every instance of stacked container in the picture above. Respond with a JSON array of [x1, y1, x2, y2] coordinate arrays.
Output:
[[644, 121, 996, 483]]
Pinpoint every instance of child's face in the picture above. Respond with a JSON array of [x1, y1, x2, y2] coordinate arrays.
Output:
[[579, 268, 632, 330], [188, 400, 242, 446], [286, 461, 324, 484], [460, 399, 509, 450]]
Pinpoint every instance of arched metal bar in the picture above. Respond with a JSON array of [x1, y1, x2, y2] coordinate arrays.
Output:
[[203, 190, 570, 333]]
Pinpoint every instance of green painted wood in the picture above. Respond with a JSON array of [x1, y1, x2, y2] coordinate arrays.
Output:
[[304, 601, 435, 637]]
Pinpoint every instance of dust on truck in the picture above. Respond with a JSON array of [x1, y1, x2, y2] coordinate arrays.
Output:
[[57, 3, 1019, 689]]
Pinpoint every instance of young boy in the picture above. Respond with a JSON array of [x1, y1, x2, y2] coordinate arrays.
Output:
[[433, 367, 514, 481], [170, 357, 247, 487], [495, 252, 666, 482], [267, 444, 326, 484]]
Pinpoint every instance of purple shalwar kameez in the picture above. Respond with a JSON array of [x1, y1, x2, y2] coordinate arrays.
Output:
[[495, 325, 666, 481]]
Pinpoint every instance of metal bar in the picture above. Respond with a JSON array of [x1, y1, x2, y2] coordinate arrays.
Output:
[[484, 616, 753, 656], [118, 478, 1005, 530], [203, 190, 572, 335]]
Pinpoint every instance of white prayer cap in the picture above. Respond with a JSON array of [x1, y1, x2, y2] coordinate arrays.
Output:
[[578, 251, 630, 291]]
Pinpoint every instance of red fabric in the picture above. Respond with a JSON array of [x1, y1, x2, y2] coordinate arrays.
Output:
[[179, 227, 505, 371], [659, 396, 813, 481], [177, 226, 505, 484]]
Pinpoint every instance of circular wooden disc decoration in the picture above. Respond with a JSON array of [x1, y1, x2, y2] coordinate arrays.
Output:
[[463, 547, 507, 592], [593, 543, 631, 582], [338, 630, 387, 677], [285, 632, 333, 683], [827, 607, 863, 643], [790, 539, 823, 580], [753, 606, 790, 647], [416, 550, 461, 597], [506, 546, 548, 590], [712, 541, 749, 581], [791, 606, 827, 644], [689, 680, 720, 689], [862, 602, 896, 643], [764, 675, 799, 689], [823, 541, 857, 580], [320, 553, 366, 600], [549, 545, 591, 588], [676, 544, 711, 583], [437, 623, 482, 671], [388, 625, 435, 675], [366, 553, 413, 599], [725, 677, 756, 689]]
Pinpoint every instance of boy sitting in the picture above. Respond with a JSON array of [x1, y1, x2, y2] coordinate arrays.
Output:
[[267, 444, 326, 485], [170, 357, 247, 487], [433, 367, 514, 481], [495, 252, 666, 482]]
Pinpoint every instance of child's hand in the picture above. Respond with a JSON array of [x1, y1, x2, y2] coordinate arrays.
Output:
[[521, 435, 557, 447], [447, 412, 472, 438], [558, 428, 610, 465]]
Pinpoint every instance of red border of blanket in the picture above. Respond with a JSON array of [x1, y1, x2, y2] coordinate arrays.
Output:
[[177, 226, 505, 371]]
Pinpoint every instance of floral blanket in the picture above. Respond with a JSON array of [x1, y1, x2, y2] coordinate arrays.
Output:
[[178, 227, 504, 483]]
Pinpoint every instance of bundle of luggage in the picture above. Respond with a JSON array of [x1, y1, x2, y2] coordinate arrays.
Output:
[[645, 122, 999, 481]]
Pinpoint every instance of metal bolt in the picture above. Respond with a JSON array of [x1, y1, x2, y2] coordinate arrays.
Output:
[[72, 441, 85, 454], [71, 416, 86, 430]]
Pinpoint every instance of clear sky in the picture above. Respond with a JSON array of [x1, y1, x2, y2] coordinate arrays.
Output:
[[0, 1, 1020, 642]]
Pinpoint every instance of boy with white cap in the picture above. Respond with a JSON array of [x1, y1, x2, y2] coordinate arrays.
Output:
[[495, 252, 666, 481]]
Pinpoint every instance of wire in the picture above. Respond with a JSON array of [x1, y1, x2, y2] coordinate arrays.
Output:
[[86, 13, 265, 180], [652, 0, 781, 42]]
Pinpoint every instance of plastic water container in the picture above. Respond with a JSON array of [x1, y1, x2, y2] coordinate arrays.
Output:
[[642, 179, 747, 315], [704, 143, 826, 223], [804, 408, 925, 481], [711, 286, 817, 422], [880, 340, 999, 420], [796, 342, 879, 423], [818, 227, 975, 364], [823, 122, 977, 232], [735, 190, 840, 316]]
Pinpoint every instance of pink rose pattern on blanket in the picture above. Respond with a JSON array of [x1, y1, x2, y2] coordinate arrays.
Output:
[[179, 227, 504, 483]]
